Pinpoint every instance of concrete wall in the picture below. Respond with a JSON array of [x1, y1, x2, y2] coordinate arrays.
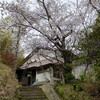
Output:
[[72, 65, 92, 79], [36, 68, 52, 82]]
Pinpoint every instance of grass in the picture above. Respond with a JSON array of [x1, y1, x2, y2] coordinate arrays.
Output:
[[54, 82, 100, 100], [0, 63, 19, 99]]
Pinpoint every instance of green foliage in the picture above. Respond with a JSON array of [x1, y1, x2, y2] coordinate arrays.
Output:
[[0, 26, 16, 67], [0, 30, 12, 51], [0, 19, 24, 68], [79, 71, 95, 82], [79, 63, 100, 82], [16, 52, 24, 66], [75, 13, 100, 83], [54, 82, 100, 100], [0, 16, 11, 27], [80, 73, 85, 81], [92, 64, 100, 81], [64, 63, 72, 73], [65, 73, 75, 83], [77, 13, 100, 66], [62, 50, 76, 64], [76, 84, 83, 91]]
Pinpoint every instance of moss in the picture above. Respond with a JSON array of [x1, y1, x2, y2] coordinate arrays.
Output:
[[0, 63, 19, 99]]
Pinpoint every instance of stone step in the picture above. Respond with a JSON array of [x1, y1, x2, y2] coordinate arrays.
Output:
[[20, 89, 42, 92], [20, 86, 39, 88], [21, 95, 47, 98], [19, 98, 48, 100], [20, 87, 41, 90], [19, 96, 48, 100], [21, 93, 45, 96], [19, 86, 48, 100], [21, 91, 44, 95]]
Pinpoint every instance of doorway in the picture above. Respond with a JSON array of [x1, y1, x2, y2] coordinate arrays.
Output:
[[27, 69, 36, 86], [27, 74, 32, 86]]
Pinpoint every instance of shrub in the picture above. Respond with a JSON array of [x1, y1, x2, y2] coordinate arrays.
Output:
[[80, 71, 95, 82], [84, 82, 100, 96], [92, 64, 100, 82], [65, 73, 75, 83], [0, 63, 19, 99], [76, 84, 83, 91]]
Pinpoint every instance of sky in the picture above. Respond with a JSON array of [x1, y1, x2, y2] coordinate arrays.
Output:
[[0, 0, 14, 2], [0, 0, 14, 1], [0, 0, 76, 3]]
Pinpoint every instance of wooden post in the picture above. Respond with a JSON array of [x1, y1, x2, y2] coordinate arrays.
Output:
[[50, 67, 54, 83]]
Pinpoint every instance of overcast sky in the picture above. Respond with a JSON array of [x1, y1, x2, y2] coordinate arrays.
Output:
[[0, 0, 75, 3], [0, 0, 14, 1]]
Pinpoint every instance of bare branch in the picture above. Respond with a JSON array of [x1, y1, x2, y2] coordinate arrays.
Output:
[[89, 0, 100, 13]]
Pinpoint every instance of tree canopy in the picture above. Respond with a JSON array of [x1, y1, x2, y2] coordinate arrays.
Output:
[[0, 0, 100, 82]]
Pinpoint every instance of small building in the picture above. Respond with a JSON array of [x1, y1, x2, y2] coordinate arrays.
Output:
[[16, 49, 63, 86]]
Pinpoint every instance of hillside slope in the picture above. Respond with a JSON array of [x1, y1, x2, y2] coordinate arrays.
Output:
[[0, 63, 19, 99]]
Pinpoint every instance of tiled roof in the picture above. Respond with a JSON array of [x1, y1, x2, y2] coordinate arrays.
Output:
[[20, 57, 63, 69]]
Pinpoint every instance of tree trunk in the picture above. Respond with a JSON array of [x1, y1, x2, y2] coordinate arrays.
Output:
[[61, 67, 65, 85], [84, 61, 89, 76]]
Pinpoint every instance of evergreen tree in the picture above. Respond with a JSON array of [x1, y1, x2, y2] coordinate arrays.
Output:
[[77, 13, 100, 75]]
